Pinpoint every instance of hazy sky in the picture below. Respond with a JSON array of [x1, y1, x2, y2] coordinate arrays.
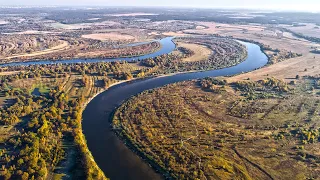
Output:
[[0, 0, 319, 12]]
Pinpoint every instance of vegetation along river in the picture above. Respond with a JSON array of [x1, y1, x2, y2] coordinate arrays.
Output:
[[0, 37, 176, 67], [82, 40, 268, 180]]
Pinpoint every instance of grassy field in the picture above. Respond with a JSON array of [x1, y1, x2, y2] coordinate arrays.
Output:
[[281, 23, 320, 38], [113, 77, 320, 180], [5, 40, 69, 59], [175, 42, 212, 62], [82, 33, 136, 41]]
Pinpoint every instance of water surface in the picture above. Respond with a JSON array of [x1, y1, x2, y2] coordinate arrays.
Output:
[[82, 41, 268, 180]]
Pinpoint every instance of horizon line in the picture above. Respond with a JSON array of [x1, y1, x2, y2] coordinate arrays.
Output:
[[0, 5, 318, 13]]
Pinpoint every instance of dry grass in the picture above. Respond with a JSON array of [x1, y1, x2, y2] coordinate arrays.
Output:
[[176, 42, 212, 62], [281, 23, 320, 38], [5, 40, 69, 59], [82, 33, 135, 41], [4, 30, 61, 35], [0, 71, 23, 76], [228, 53, 320, 82], [184, 22, 265, 35], [0, 126, 17, 143], [223, 28, 320, 82], [162, 31, 190, 37], [177, 21, 320, 82]]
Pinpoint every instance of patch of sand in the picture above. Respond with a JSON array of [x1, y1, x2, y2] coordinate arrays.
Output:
[[82, 33, 135, 41]]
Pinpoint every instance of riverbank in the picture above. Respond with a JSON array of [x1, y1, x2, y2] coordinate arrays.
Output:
[[81, 40, 268, 179], [0, 37, 173, 67]]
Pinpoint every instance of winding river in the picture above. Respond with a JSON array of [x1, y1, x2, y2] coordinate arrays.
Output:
[[0, 37, 176, 67], [82, 40, 268, 180]]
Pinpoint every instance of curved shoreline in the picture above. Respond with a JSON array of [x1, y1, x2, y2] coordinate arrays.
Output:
[[0, 37, 175, 67], [82, 41, 268, 180]]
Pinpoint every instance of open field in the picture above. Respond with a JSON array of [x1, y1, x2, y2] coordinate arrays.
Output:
[[49, 22, 90, 30], [175, 42, 212, 62], [105, 13, 158, 17], [281, 23, 320, 38], [82, 33, 135, 41], [5, 40, 69, 59], [184, 22, 265, 35], [4, 30, 61, 35], [49, 21, 122, 30], [162, 31, 190, 37], [0, 35, 64, 59], [0, 20, 8, 25], [0, 71, 23, 76]]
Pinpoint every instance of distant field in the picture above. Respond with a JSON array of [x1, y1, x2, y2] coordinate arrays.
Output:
[[281, 23, 320, 38], [162, 31, 190, 37], [184, 22, 265, 35], [82, 33, 135, 41], [5, 40, 69, 59], [4, 30, 61, 35], [0, 20, 8, 25], [105, 13, 158, 17], [49, 22, 90, 30]]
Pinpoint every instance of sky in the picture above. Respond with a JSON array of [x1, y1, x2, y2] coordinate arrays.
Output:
[[0, 0, 319, 12]]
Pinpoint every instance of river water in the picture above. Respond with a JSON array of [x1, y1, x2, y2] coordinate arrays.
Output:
[[82, 41, 268, 180], [0, 37, 176, 67]]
